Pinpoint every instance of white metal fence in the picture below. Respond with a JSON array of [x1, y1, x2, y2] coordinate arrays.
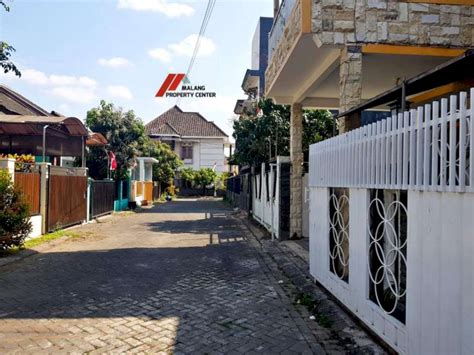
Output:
[[308, 89, 474, 354], [309, 89, 473, 192]]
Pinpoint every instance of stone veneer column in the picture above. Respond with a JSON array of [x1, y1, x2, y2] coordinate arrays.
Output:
[[290, 102, 303, 239], [339, 45, 362, 134]]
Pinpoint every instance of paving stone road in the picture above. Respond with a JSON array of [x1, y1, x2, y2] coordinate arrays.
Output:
[[0, 199, 349, 354]]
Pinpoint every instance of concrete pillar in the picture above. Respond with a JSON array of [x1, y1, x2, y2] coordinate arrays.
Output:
[[290, 102, 303, 239], [0, 158, 15, 182], [339, 45, 363, 134], [39, 163, 50, 234]]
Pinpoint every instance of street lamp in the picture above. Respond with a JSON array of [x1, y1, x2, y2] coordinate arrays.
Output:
[[42, 125, 50, 163]]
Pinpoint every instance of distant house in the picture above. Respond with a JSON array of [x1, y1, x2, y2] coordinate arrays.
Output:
[[0, 84, 106, 166], [145, 106, 228, 172]]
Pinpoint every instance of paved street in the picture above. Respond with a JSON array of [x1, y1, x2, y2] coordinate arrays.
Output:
[[0, 198, 334, 354]]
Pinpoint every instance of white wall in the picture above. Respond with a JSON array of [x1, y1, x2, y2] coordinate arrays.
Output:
[[175, 138, 225, 172], [28, 215, 42, 239], [309, 187, 474, 354], [302, 174, 309, 238]]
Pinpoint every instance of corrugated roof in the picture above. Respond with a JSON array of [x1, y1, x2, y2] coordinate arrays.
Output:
[[145, 106, 228, 138], [0, 115, 88, 136], [0, 85, 51, 116]]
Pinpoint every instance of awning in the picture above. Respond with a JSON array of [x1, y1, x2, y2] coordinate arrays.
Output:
[[0, 115, 89, 156], [337, 49, 474, 119], [0, 115, 89, 136]]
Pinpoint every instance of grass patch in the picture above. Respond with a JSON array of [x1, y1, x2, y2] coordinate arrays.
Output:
[[295, 293, 333, 328], [0, 229, 82, 256], [24, 230, 81, 249]]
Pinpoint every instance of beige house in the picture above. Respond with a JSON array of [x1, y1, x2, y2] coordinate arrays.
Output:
[[266, 0, 474, 238]]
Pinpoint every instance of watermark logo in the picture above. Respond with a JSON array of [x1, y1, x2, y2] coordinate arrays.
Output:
[[155, 73, 216, 98]]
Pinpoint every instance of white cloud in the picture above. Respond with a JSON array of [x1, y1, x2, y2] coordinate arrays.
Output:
[[49, 75, 97, 88], [10, 68, 97, 88], [169, 34, 215, 57], [149, 34, 216, 63], [106, 85, 133, 100], [51, 87, 97, 104], [4, 67, 99, 103], [98, 57, 133, 68], [19, 69, 49, 86], [117, 0, 194, 17], [148, 48, 172, 63]]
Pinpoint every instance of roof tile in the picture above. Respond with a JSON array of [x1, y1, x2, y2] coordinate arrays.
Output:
[[145, 106, 228, 137]]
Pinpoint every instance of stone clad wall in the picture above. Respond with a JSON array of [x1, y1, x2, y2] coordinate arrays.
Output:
[[266, 0, 302, 95], [312, 0, 474, 47]]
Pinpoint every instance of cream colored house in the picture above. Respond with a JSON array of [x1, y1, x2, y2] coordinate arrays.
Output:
[[145, 106, 229, 173]]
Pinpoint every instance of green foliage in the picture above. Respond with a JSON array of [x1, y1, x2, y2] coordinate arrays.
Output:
[[231, 98, 290, 167], [0, 170, 32, 250], [193, 168, 218, 194], [141, 139, 182, 185], [294, 293, 332, 328], [0, 2, 20, 77], [85, 100, 147, 180], [180, 167, 196, 187], [231, 98, 333, 167]]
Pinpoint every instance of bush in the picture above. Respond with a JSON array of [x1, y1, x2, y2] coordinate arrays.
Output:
[[180, 167, 196, 188], [0, 171, 32, 250], [194, 168, 218, 195]]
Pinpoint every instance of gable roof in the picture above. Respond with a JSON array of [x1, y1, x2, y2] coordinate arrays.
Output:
[[145, 106, 228, 138], [0, 84, 51, 116]]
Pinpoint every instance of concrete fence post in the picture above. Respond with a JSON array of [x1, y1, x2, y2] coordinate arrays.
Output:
[[39, 163, 51, 234], [0, 158, 16, 182]]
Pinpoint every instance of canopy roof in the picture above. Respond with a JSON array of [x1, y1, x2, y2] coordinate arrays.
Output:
[[337, 49, 474, 118], [0, 115, 88, 136]]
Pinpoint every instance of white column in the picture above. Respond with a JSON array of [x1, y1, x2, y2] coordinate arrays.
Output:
[[39, 163, 50, 234]]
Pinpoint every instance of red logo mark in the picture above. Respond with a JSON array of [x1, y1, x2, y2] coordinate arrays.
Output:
[[156, 73, 186, 97]]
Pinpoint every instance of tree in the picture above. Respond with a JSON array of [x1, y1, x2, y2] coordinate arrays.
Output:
[[141, 139, 182, 187], [231, 98, 290, 167], [193, 168, 217, 195], [0, 170, 32, 250], [1, 1, 20, 77], [180, 167, 196, 188], [231, 98, 333, 167], [302, 109, 334, 161], [85, 100, 146, 180]]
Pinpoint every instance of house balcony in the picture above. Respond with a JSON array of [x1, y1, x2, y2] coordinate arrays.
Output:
[[266, 0, 473, 109]]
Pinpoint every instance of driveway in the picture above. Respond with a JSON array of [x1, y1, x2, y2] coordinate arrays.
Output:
[[0, 198, 327, 354]]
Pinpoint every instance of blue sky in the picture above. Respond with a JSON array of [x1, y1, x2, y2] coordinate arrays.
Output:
[[0, 0, 272, 137]]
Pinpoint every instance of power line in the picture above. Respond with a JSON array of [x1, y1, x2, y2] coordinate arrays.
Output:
[[177, 0, 216, 106]]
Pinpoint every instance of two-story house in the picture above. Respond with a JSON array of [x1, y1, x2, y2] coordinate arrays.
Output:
[[145, 106, 228, 172], [234, 17, 273, 116]]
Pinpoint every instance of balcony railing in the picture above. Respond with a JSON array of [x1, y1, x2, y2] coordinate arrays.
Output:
[[268, 0, 297, 60]]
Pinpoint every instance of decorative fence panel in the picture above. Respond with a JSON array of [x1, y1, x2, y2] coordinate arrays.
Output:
[[14, 172, 40, 215], [90, 180, 115, 218], [309, 89, 473, 193], [308, 88, 474, 354]]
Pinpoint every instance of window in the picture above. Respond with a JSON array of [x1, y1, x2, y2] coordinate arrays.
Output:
[[181, 143, 193, 161], [368, 189, 407, 323], [329, 188, 350, 282]]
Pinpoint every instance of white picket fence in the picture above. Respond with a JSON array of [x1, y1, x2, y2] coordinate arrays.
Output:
[[309, 88, 473, 192]]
